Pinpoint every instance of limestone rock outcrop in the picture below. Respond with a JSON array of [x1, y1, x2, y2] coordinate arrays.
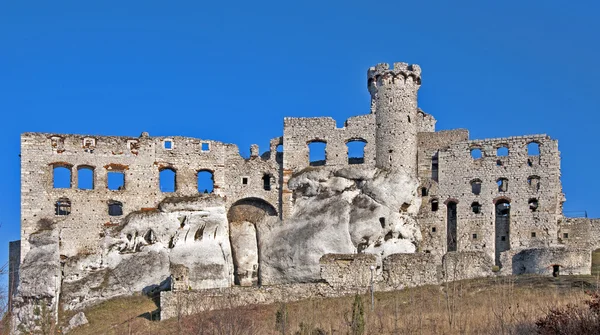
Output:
[[259, 167, 422, 284], [60, 195, 234, 311]]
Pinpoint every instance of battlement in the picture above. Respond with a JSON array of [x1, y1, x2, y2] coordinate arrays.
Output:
[[367, 62, 422, 90]]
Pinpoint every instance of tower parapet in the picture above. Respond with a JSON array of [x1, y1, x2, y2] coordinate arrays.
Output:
[[368, 62, 422, 173]]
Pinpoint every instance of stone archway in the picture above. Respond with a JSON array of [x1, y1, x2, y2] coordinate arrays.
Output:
[[227, 198, 277, 286]]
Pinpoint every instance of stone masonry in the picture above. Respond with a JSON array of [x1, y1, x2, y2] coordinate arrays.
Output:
[[8, 61, 599, 328]]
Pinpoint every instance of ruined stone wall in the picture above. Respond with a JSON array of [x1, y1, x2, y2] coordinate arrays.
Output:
[[418, 135, 562, 265], [319, 254, 377, 289], [382, 253, 439, 290], [281, 115, 375, 217], [20, 132, 280, 264], [558, 218, 600, 250], [416, 129, 469, 257], [499, 247, 591, 276]]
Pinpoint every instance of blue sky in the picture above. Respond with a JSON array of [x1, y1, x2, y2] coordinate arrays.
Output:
[[1, 0, 599, 289]]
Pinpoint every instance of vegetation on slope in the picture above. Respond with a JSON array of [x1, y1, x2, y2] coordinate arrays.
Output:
[[56, 274, 600, 335]]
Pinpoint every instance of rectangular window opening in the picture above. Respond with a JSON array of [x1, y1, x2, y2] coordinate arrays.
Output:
[[108, 171, 125, 191]]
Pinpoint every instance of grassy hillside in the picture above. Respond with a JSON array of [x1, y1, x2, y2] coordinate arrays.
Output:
[[62, 275, 599, 335]]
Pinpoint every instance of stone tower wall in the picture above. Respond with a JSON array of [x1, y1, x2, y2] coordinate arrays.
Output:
[[368, 62, 422, 173]]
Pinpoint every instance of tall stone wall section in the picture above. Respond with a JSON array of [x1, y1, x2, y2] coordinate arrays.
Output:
[[418, 134, 562, 265], [20, 132, 281, 263]]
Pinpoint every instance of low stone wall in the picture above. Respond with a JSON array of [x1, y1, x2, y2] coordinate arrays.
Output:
[[382, 253, 439, 289], [500, 247, 591, 276], [319, 254, 377, 289], [160, 282, 369, 320], [441, 251, 494, 282]]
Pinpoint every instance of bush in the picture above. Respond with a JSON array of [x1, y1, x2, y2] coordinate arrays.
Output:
[[536, 291, 600, 335]]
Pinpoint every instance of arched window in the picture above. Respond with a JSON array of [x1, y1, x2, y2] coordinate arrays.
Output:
[[495, 200, 511, 266], [55, 198, 71, 216], [346, 139, 366, 164], [53, 165, 72, 189], [527, 142, 540, 156], [470, 179, 482, 195], [470, 147, 482, 159], [159, 168, 176, 193], [77, 166, 94, 190], [497, 178, 508, 192], [197, 170, 214, 193], [308, 141, 326, 166], [431, 199, 439, 212], [421, 187, 428, 196], [108, 200, 123, 216], [496, 145, 509, 157]]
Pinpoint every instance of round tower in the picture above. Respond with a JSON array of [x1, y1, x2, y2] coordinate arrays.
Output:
[[368, 62, 422, 173]]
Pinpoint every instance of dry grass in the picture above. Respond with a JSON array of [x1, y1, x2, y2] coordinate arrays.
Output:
[[66, 275, 598, 335]]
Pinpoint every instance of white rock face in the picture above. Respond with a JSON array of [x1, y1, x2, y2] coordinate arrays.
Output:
[[259, 167, 422, 284], [230, 221, 259, 286], [11, 228, 61, 332], [64, 312, 88, 333], [60, 195, 234, 310]]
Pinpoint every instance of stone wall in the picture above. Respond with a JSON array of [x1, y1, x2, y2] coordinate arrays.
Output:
[[319, 254, 377, 289], [20, 132, 280, 260], [441, 251, 494, 282], [418, 134, 562, 265], [382, 253, 439, 289], [558, 218, 600, 250], [500, 247, 591, 276]]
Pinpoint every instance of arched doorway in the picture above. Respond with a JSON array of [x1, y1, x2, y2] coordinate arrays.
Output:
[[227, 198, 277, 286], [495, 199, 511, 266]]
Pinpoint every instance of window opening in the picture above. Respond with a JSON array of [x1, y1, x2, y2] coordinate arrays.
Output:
[[527, 142, 540, 156], [531, 232, 536, 238], [471, 202, 482, 214], [308, 141, 326, 166], [447, 201, 458, 252], [563, 233, 569, 239], [496, 146, 509, 157], [108, 171, 125, 191], [55, 198, 71, 216], [159, 168, 176, 192], [431, 227, 436, 233], [528, 198, 539, 212], [197, 170, 214, 193], [431, 152, 439, 182], [470, 179, 482, 195], [470, 148, 482, 159], [346, 140, 366, 164], [164, 140, 173, 150], [421, 187, 428, 196], [431, 199, 439, 212], [495, 200, 511, 266], [497, 178, 508, 192], [552, 265, 560, 277], [527, 176, 540, 192], [53, 166, 72, 189], [77, 166, 94, 190], [108, 201, 123, 216], [472, 233, 477, 239], [242, 177, 248, 185], [201, 142, 210, 151], [262, 174, 272, 191]]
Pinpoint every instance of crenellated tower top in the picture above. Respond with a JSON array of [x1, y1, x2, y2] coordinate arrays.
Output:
[[367, 62, 422, 94]]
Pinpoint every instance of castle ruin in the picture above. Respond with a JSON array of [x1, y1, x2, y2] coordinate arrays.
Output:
[[8, 62, 600, 328]]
